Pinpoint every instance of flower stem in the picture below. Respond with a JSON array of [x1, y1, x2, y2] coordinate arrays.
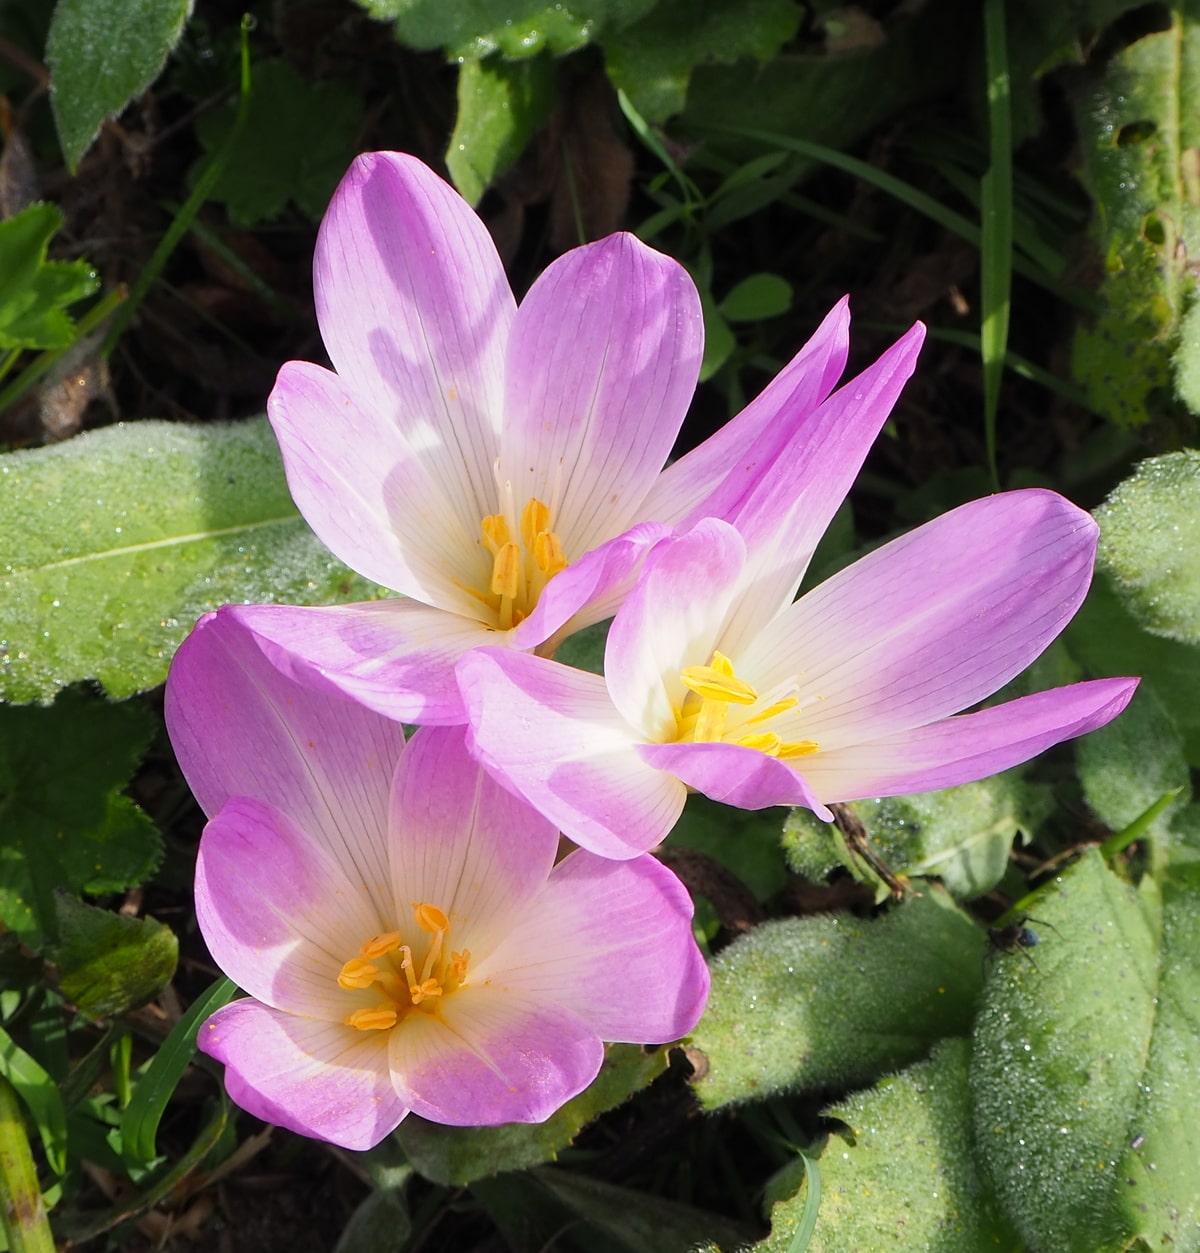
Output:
[[0, 1076, 55, 1253]]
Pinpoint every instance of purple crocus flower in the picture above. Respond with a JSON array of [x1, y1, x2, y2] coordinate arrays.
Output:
[[165, 610, 709, 1149], [228, 150, 856, 725], [458, 356, 1139, 859]]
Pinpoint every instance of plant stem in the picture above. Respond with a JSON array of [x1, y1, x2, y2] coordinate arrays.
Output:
[[0, 1076, 55, 1253]]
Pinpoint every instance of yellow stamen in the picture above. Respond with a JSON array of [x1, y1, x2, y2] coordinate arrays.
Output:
[[692, 698, 728, 743], [447, 950, 471, 984], [491, 543, 521, 599], [533, 529, 567, 576], [779, 739, 820, 758], [360, 931, 402, 959], [480, 514, 510, 555], [745, 695, 799, 724], [413, 902, 450, 932], [680, 651, 758, 704], [520, 499, 550, 548], [346, 1006, 398, 1031], [337, 957, 380, 989], [409, 978, 443, 1005]]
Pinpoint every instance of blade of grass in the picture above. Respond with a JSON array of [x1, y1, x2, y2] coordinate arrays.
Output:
[[0, 1027, 67, 1177], [981, 0, 1013, 490], [618, 88, 703, 211], [785, 1151, 822, 1253]]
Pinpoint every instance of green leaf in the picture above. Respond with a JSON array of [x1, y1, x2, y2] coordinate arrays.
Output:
[[1077, 684, 1190, 845], [1095, 452, 1200, 644], [972, 850, 1200, 1252], [0, 1025, 68, 1176], [355, 0, 657, 60], [762, 1039, 1018, 1252], [447, 54, 555, 206], [53, 894, 177, 1020], [0, 203, 98, 350], [667, 795, 788, 903], [0, 690, 158, 946], [0, 418, 380, 703], [689, 887, 985, 1109], [395, 1043, 668, 1186], [194, 58, 363, 227], [605, 0, 800, 122], [719, 272, 792, 323], [46, 0, 194, 171], [120, 977, 236, 1171], [1066, 571, 1200, 767], [1068, 7, 1200, 429], [333, 1189, 412, 1253]]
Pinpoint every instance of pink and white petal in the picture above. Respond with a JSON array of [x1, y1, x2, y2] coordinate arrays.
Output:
[[196, 798, 381, 1017], [797, 678, 1138, 802], [268, 362, 477, 606], [388, 993, 603, 1125], [604, 519, 747, 738], [714, 322, 927, 652], [640, 297, 850, 530], [199, 999, 405, 1150], [227, 599, 501, 727], [638, 741, 834, 821], [313, 152, 513, 525], [388, 726, 559, 959], [742, 490, 1100, 748], [477, 851, 709, 1042], [458, 649, 687, 859], [165, 608, 403, 916], [502, 233, 703, 557], [510, 521, 672, 653]]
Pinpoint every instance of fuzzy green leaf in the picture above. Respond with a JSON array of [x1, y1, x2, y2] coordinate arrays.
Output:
[[689, 887, 985, 1109], [447, 54, 555, 206], [0, 203, 98, 350], [395, 1044, 668, 1186], [0, 691, 158, 947], [0, 418, 379, 703], [53, 893, 177, 1019], [47, 0, 194, 171], [762, 1039, 1017, 1252], [194, 58, 363, 227], [1096, 452, 1200, 644], [972, 850, 1200, 1252]]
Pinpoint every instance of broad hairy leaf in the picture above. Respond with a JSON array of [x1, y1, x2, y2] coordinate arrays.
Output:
[[762, 1039, 1017, 1252], [0, 690, 158, 947], [0, 418, 379, 703], [0, 203, 98, 350], [396, 1044, 669, 1186], [689, 887, 985, 1109], [47, 0, 194, 171], [972, 850, 1200, 1252]]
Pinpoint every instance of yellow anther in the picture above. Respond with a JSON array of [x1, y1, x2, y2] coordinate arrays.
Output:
[[491, 542, 521, 599], [520, 498, 551, 548], [779, 739, 820, 758], [680, 651, 758, 705], [346, 1006, 398, 1031], [746, 695, 799, 724], [446, 949, 471, 983], [692, 699, 728, 744], [337, 957, 380, 989], [410, 978, 443, 1005], [533, 529, 568, 576], [360, 931, 402, 959], [737, 731, 784, 755], [480, 514, 511, 555], [413, 902, 450, 933]]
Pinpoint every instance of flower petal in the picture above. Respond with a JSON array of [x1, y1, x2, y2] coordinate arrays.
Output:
[[268, 361, 483, 609], [638, 741, 833, 821], [743, 490, 1100, 748], [797, 678, 1138, 801], [640, 296, 850, 529], [714, 322, 926, 650], [502, 233, 703, 557], [195, 798, 381, 1018], [388, 726, 560, 960], [458, 648, 686, 859], [227, 599, 500, 726], [387, 992, 603, 1125], [199, 999, 404, 1150], [478, 851, 710, 1041], [603, 518, 746, 738], [165, 608, 403, 918], [311, 152, 513, 531]]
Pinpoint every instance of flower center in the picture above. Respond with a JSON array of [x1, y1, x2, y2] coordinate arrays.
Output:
[[675, 650, 819, 759], [338, 901, 471, 1032], [463, 496, 568, 631]]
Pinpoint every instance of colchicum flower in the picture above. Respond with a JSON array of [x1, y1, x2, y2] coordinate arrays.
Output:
[[165, 610, 709, 1149], [229, 149, 858, 725], [458, 340, 1139, 859]]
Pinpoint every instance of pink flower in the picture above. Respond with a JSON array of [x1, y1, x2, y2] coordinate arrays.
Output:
[[165, 610, 709, 1150], [458, 350, 1139, 859], [229, 150, 856, 725]]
